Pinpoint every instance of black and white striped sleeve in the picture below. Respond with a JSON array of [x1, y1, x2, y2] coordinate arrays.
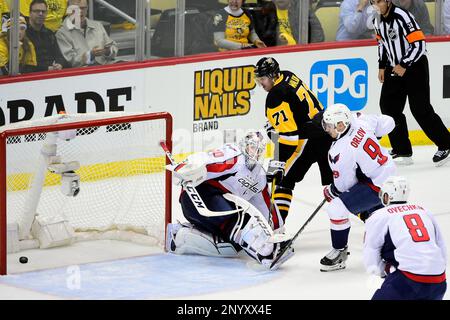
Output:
[[397, 10, 426, 68], [373, 17, 388, 69], [375, 31, 388, 69]]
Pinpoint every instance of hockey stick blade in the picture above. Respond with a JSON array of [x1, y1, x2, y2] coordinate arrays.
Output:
[[160, 141, 243, 217], [269, 198, 326, 270]]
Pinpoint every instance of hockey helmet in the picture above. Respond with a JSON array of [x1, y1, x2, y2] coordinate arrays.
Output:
[[239, 131, 266, 170], [322, 103, 352, 139], [379, 176, 410, 206], [254, 57, 280, 79]]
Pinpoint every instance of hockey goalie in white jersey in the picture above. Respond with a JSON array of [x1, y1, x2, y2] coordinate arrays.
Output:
[[364, 176, 447, 300], [165, 131, 293, 270], [320, 103, 397, 271]]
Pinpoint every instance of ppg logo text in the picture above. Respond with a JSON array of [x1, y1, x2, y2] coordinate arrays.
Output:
[[310, 58, 368, 111]]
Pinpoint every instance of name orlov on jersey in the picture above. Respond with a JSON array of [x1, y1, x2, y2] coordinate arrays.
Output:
[[310, 58, 368, 111]]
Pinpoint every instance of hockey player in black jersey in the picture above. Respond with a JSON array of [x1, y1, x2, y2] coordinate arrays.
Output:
[[254, 57, 333, 228]]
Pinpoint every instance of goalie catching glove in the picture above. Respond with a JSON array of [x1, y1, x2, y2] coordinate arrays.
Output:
[[167, 160, 207, 187]]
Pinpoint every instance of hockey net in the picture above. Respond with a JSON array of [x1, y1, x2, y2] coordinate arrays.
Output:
[[0, 112, 172, 274]]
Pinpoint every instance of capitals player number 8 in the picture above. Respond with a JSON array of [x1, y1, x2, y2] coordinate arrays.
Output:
[[403, 214, 430, 242]]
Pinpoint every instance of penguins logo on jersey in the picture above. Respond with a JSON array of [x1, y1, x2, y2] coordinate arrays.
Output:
[[213, 14, 223, 26]]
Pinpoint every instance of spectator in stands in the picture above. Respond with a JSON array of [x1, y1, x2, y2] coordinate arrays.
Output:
[[0, 16, 37, 75], [1, 0, 9, 19], [21, 0, 67, 32], [393, 0, 434, 35], [308, 1, 325, 43], [253, 0, 324, 46], [336, 0, 374, 41], [26, 0, 67, 72], [212, 0, 267, 51], [56, 0, 118, 67], [443, 0, 450, 34]]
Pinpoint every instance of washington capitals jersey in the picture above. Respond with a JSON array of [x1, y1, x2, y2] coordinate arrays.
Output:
[[364, 203, 447, 280], [182, 144, 280, 228], [328, 114, 396, 192]]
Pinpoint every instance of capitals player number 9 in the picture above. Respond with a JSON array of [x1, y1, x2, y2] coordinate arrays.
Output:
[[363, 138, 388, 165]]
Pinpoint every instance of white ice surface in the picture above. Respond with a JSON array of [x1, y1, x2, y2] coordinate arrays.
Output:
[[0, 145, 449, 300]]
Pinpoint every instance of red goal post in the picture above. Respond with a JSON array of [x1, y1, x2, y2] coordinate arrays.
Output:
[[0, 112, 173, 275]]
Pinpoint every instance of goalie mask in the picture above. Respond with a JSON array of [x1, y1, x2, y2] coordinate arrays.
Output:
[[239, 131, 266, 170]]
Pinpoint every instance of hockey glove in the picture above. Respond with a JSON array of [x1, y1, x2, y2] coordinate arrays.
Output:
[[266, 160, 285, 183], [323, 184, 341, 202], [264, 121, 277, 142], [383, 262, 396, 278]]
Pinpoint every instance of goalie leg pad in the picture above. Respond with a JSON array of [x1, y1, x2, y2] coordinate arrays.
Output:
[[166, 222, 238, 257], [220, 194, 295, 268], [232, 214, 275, 258], [231, 215, 295, 269]]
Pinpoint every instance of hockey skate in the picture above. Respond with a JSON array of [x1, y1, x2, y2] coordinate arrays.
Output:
[[433, 149, 450, 167], [389, 150, 413, 166], [320, 246, 350, 272]]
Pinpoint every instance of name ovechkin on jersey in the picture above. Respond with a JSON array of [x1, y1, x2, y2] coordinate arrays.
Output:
[[386, 204, 424, 214]]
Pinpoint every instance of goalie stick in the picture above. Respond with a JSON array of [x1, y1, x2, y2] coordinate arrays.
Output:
[[270, 198, 326, 269], [160, 141, 244, 217]]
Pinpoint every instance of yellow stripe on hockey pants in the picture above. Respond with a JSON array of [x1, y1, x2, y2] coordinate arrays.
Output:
[[274, 186, 293, 223]]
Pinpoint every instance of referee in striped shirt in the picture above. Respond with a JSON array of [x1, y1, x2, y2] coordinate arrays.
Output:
[[372, 0, 450, 166]]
